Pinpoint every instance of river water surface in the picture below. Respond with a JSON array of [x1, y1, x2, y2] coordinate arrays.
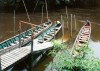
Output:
[[0, 8, 100, 71]]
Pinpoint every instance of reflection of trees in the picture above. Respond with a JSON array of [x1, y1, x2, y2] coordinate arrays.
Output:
[[75, 0, 96, 8], [0, 0, 98, 12], [0, 0, 15, 7]]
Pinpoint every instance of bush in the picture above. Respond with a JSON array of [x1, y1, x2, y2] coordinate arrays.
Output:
[[48, 40, 67, 57], [45, 45, 100, 71]]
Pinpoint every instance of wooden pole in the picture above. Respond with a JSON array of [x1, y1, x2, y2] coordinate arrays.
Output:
[[67, 21, 69, 29], [45, 0, 49, 21], [74, 15, 77, 30], [65, 6, 69, 29], [14, 10, 16, 35], [71, 14, 73, 37], [54, 21, 56, 39], [62, 20, 64, 43], [41, 5, 44, 42], [29, 29, 34, 71], [61, 15, 64, 43], [31, 36, 33, 53], [19, 22, 22, 48]]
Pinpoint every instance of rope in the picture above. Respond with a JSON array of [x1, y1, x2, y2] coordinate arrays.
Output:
[[45, 0, 49, 21], [33, 0, 40, 14], [22, 0, 31, 23]]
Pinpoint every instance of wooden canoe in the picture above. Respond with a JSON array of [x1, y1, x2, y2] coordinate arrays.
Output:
[[72, 21, 91, 57]]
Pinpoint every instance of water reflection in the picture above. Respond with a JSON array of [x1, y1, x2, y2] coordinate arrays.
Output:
[[89, 40, 100, 58]]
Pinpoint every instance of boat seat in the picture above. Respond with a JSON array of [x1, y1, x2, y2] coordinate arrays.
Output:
[[47, 33, 54, 36], [81, 33, 89, 35], [44, 38, 48, 41], [28, 34, 32, 36], [54, 28, 58, 31], [15, 41, 19, 44], [80, 36, 89, 38], [50, 32, 55, 34], [38, 40, 44, 43], [78, 40, 88, 44], [25, 36, 29, 38], [44, 35, 51, 38], [84, 26, 90, 28], [82, 31, 89, 34], [10, 43, 16, 46], [34, 30, 38, 32]]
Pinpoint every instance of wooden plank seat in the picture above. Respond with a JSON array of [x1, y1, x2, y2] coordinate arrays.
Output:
[[54, 28, 59, 31], [78, 39, 88, 44], [44, 24, 48, 27], [47, 33, 54, 36], [83, 29, 90, 32], [44, 38, 48, 41], [34, 30, 39, 33], [80, 35, 89, 38], [81, 32, 89, 35], [38, 39, 44, 43], [76, 42, 87, 48], [50, 32, 55, 34], [38, 28, 42, 31], [79, 38, 88, 41], [79, 39, 88, 43], [84, 26, 90, 28], [28, 34, 32, 36], [44, 35, 51, 38], [81, 33, 89, 35], [83, 27, 90, 30]]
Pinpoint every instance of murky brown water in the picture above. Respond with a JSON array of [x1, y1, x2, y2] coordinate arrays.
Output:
[[0, 8, 100, 71]]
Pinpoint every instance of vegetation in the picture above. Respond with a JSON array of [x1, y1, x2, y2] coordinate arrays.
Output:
[[45, 43, 100, 71], [48, 40, 67, 57]]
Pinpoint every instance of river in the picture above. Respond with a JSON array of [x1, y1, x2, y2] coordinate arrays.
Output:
[[0, 8, 100, 71]]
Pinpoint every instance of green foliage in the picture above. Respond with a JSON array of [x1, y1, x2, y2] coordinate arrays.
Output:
[[48, 40, 67, 57], [45, 45, 100, 71], [52, 40, 66, 50]]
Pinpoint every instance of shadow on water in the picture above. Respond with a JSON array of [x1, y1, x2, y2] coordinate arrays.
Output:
[[0, 8, 100, 71]]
